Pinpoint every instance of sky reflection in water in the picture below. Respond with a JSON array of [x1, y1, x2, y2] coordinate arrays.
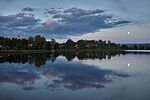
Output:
[[0, 51, 150, 100], [0, 51, 129, 91]]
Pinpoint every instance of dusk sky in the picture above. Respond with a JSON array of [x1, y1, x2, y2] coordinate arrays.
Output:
[[0, 0, 150, 43]]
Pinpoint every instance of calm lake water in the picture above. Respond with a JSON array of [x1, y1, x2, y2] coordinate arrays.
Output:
[[0, 51, 150, 100]]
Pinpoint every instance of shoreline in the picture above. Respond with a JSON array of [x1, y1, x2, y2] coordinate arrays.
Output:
[[0, 49, 150, 54], [0, 49, 122, 53], [124, 50, 150, 53]]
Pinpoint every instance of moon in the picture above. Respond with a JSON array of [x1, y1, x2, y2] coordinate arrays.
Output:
[[128, 32, 131, 35], [128, 63, 130, 67]]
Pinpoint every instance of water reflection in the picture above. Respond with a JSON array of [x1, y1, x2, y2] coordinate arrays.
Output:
[[0, 61, 129, 91], [0, 51, 130, 91], [0, 53, 56, 67], [0, 51, 128, 67], [43, 63, 129, 91]]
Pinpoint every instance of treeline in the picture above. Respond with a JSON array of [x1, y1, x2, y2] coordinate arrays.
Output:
[[3, 35, 150, 50], [121, 44, 150, 50], [0, 35, 122, 50], [0, 35, 53, 50]]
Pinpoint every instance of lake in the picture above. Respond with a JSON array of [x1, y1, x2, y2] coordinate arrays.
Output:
[[0, 51, 150, 100]]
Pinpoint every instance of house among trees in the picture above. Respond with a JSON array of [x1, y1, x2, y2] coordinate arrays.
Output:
[[18, 34, 20, 39]]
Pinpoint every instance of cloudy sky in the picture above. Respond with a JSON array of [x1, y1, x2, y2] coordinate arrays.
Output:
[[0, 0, 150, 43]]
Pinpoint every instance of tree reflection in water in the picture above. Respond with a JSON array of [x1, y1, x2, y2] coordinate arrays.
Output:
[[0, 51, 128, 67], [0, 51, 130, 91]]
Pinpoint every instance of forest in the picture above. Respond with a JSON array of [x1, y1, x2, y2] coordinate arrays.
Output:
[[0, 35, 149, 50]]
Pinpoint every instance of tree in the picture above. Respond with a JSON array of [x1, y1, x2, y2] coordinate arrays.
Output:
[[28, 36, 34, 49], [121, 45, 128, 50], [77, 40, 86, 49], [133, 45, 138, 50], [22, 39, 28, 49], [65, 39, 75, 49], [54, 43, 59, 49], [46, 41, 51, 50], [108, 40, 111, 45], [33, 35, 46, 49], [66, 39, 74, 45], [51, 39, 56, 49]]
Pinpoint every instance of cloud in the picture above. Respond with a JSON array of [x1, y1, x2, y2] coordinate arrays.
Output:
[[45, 9, 61, 15], [45, 19, 54, 27], [63, 7, 104, 14], [114, 20, 130, 25], [46, 7, 130, 37], [0, 13, 39, 26], [0, 13, 40, 37], [44, 9, 61, 17], [22, 7, 36, 12], [0, 7, 131, 38]]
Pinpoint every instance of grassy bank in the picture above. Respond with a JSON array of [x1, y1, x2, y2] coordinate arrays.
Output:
[[0, 49, 122, 54], [0, 50, 53, 54]]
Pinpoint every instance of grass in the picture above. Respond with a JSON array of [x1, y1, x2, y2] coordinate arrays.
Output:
[[0, 49, 122, 54], [0, 50, 52, 54]]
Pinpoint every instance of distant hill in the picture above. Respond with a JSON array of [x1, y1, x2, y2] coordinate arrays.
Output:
[[119, 43, 150, 50], [120, 43, 150, 47]]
